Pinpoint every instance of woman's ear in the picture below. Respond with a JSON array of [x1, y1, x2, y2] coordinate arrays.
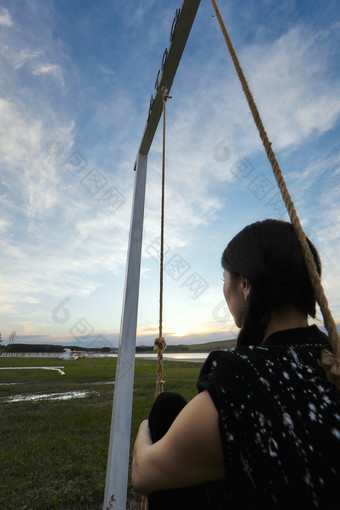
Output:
[[240, 276, 251, 301]]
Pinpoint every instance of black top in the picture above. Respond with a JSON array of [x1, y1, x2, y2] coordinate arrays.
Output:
[[197, 326, 340, 509]]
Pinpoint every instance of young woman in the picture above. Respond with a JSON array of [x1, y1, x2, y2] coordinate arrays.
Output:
[[132, 219, 340, 509]]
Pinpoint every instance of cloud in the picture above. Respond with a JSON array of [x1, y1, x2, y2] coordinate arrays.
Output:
[[33, 63, 64, 85], [0, 98, 71, 218], [100, 66, 117, 80], [0, 95, 129, 314], [0, 219, 11, 234], [1, 45, 63, 84], [0, 215, 129, 324], [242, 25, 340, 150], [0, 59, 134, 330], [112, 0, 165, 31], [0, 7, 13, 27], [8, 48, 42, 70], [0, 114, 133, 319], [162, 21, 340, 175], [0, 2, 65, 95]]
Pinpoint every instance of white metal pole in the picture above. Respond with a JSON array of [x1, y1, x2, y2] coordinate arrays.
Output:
[[103, 152, 148, 510]]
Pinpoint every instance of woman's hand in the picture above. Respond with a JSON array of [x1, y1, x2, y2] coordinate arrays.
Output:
[[132, 391, 225, 496]]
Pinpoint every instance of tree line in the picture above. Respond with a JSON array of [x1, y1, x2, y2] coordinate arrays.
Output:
[[4, 343, 113, 353]]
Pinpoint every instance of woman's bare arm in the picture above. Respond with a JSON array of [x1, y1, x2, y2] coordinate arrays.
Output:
[[132, 390, 225, 495]]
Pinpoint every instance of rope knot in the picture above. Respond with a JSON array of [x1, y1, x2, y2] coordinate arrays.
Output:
[[321, 349, 340, 391], [154, 336, 166, 351]]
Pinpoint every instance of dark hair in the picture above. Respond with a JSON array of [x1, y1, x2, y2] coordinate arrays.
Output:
[[222, 219, 321, 346]]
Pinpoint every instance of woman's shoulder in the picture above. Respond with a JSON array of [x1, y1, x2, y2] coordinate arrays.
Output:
[[198, 346, 271, 391], [199, 345, 273, 374], [199, 326, 330, 377], [197, 334, 336, 400]]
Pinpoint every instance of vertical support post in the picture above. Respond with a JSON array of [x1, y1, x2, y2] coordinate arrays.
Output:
[[103, 152, 148, 510]]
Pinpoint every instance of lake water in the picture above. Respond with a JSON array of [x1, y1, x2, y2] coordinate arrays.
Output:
[[2, 353, 211, 362], [109, 352, 209, 363]]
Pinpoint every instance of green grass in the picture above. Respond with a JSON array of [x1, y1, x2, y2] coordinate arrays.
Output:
[[0, 357, 200, 509]]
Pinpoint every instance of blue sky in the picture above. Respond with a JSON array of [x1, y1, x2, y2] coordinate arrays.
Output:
[[0, 0, 339, 347]]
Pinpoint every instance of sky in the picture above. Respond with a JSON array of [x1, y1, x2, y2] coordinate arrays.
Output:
[[0, 0, 339, 348]]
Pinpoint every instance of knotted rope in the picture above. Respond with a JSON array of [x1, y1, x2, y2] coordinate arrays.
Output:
[[210, 0, 340, 390], [154, 335, 167, 397], [153, 94, 171, 399]]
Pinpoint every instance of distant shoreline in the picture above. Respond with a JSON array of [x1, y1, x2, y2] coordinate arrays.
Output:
[[1, 338, 237, 356], [135, 338, 236, 354]]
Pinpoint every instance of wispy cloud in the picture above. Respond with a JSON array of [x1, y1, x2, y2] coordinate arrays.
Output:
[[0, 219, 11, 234], [0, 7, 13, 27], [0, 98, 67, 217], [5, 47, 42, 70], [242, 25, 340, 150], [33, 63, 64, 85]]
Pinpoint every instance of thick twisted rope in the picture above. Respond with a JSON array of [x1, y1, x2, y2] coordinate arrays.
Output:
[[140, 94, 171, 510], [153, 94, 171, 399], [210, 0, 340, 389]]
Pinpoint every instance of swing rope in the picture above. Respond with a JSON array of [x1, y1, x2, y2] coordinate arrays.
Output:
[[154, 93, 171, 399], [210, 0, 340, 389], [141, 94, 171, 510]]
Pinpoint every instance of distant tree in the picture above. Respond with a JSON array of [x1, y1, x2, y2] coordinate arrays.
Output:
[[6, 343, 65, 353], [8, 331, 16, 345], [136, 346, 152, 352], [101, 347, 110, 353]]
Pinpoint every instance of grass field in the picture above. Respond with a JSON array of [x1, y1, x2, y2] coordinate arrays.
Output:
[[0, 356, 201, 509]]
